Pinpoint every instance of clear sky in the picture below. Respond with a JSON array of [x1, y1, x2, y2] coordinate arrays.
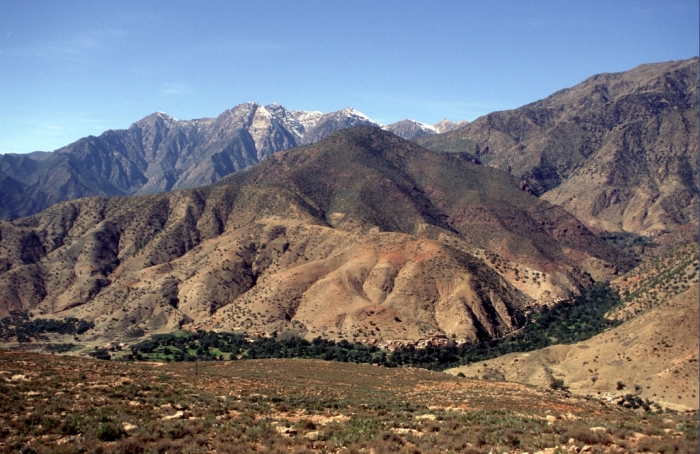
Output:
[[0, 0, 697, 154]]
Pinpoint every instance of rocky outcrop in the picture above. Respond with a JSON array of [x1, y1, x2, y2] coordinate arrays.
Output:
[[386, 119, 437, 140], [432, 119, 469, 134], [386, 119, 470, 140]]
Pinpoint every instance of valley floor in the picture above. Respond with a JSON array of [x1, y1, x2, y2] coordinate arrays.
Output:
[[447, 285, 699, 413]]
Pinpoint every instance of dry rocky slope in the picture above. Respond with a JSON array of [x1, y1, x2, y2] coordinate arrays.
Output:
[[418, 58, 699, 236], [447, 282, 699, 411], [609, 241, 698, 321], [447, 243, 699, 411], [0, 128, 630, 344]]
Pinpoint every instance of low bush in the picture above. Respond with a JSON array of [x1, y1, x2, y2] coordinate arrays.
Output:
[[94, 421, 124, 441]]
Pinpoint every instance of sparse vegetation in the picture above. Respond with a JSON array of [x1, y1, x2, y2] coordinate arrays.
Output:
[[44, 343, 80, 353], [0, 63, 696, 452], [0, 351, 696, 453], [611, 242, 698, 320]]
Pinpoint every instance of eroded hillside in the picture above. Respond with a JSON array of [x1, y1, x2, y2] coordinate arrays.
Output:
[[447, 241, 699, 411], [0, 128, 630, 344]]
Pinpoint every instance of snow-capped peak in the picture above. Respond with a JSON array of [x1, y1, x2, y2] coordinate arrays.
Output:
[[406, 119, 437, 133], [263, 103, 307, 140], [290, 110, 324, 133], [155, 111, 182, 122], [339, 107, 373, 122]]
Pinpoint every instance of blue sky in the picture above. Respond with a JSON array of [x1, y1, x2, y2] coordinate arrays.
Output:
[[0, 1, 697, 154]]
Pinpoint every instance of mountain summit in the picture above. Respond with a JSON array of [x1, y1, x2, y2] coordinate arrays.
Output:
[[0, 104, 385, 219], [386, 119, 470, 140]]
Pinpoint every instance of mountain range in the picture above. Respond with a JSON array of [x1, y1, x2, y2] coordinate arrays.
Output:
[[0, 58, 696, 363], [3, 59, 696, 237], [418, 58, 699, 236], [0, 127, 632, 344], [0, 105, 464, 220]]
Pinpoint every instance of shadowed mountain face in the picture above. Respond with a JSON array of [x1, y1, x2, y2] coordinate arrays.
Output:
[[0, 128, 630, 343], [418, 58, 699, 235], [0, 104, 381, 220], [0, 151, 128, 220]]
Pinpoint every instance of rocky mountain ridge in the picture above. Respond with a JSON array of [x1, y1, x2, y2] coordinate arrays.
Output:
[[385, 118, 470, 140], [2, 103, 466, 220], [418, 58, 699, 236]]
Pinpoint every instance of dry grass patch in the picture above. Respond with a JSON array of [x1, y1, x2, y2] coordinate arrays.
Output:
[[0, 352, 696, 453]]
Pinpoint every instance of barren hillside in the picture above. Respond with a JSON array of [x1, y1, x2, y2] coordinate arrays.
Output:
[[447, 242, 699, 411], [419, 58, 698, 236], [0, 128, 630, 344]]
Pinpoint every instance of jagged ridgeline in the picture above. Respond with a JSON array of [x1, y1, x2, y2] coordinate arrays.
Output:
[[0, 104, 384, 220], [0, 127, 630, 344], [0, 105, 471, 221]]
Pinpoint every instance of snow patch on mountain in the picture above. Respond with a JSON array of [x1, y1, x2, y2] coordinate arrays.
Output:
[[291, 110, 324, 133], [386, 119, 438, 140], [433, 119, 469, 134]]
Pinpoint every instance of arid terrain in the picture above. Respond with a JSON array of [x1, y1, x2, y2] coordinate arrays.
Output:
[[0, 128, 631, 345], [1, 352, 697, 453], [0, 58, 698, 454], [418, 58, 698, 236], [447, 243, 699, 411]]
